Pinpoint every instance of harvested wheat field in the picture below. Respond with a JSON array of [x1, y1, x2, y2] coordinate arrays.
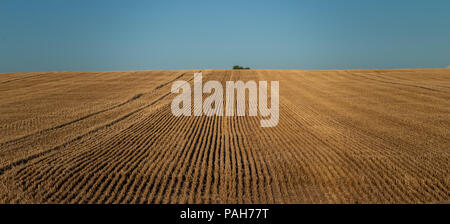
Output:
[[0, 69, 449, 204]]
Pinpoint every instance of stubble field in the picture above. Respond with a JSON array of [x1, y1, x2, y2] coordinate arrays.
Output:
[[0, 69, 448, 203]]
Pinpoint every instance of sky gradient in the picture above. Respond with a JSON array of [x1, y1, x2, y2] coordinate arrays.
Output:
[[1, 0, 450, 72]]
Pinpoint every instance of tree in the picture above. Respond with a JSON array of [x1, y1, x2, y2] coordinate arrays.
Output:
[[233, 65, 250, 70]]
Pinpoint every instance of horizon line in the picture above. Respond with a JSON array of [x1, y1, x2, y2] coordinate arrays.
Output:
[[1, 66, 449, 75]]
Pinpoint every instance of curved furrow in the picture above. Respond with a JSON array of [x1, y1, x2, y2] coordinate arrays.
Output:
[[75, 105, 176, 203], [110, 106, 187, 204], [145, 116, 205, 203], [130, 103, 197, 203], [0, 89, 175, 178], [130, 111, 195, 204], [0, 71, 185, 148], [39, 102, 170, 202]]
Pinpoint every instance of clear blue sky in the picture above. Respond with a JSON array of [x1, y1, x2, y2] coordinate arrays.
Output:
[[1, 0, 449, 72]]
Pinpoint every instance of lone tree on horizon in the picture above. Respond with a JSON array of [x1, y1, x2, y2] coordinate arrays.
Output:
[[233, 65, 250, 70]]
